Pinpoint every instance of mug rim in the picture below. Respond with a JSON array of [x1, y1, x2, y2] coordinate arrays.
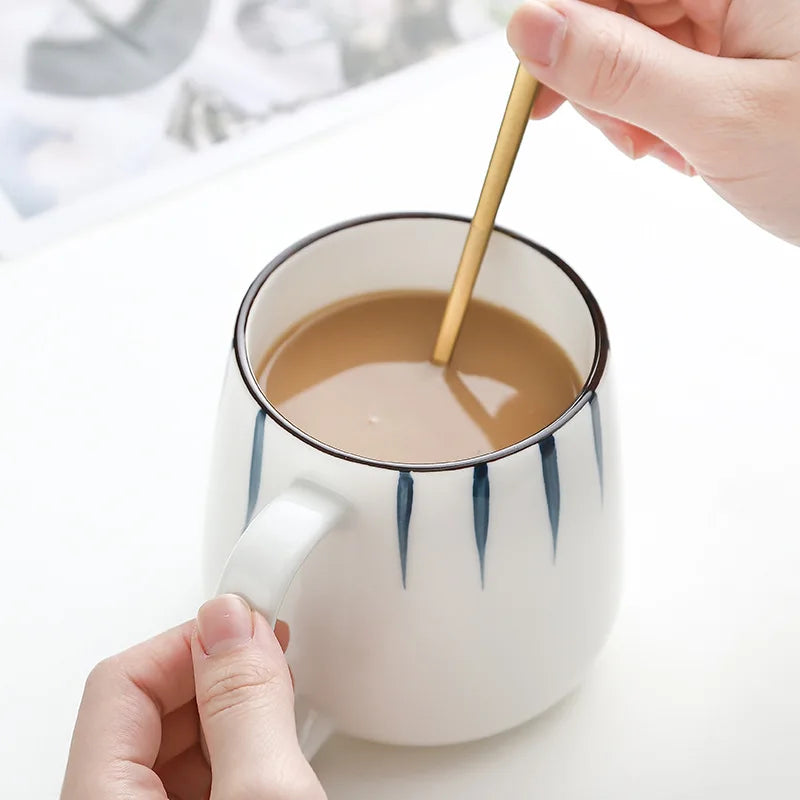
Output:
[[234, 212, 609, 473]]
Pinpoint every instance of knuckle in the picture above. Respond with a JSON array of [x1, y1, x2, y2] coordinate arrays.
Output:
[[224, 764, 326, 800], [199, 657, 284, 721], [285, 769, 327, 800], [589, 27, 643, 108], [107, 759, 164, 796], [707, 79, 765, 132], [696, 66, 794, 145]]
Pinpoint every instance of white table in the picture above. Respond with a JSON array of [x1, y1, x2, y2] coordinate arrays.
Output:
[[1, 38, 799, 800]]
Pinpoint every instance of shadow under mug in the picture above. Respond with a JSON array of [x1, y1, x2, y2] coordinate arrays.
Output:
[[204, 213, 621, 757]]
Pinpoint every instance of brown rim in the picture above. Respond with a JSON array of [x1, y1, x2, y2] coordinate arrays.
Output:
[[234, 212, 610, 473]]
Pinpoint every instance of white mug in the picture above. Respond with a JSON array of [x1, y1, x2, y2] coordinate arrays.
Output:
[[204, 213, 621, 755]]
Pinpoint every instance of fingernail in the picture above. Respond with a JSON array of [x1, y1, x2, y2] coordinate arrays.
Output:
[[595, 115, 637, 159], [651, 142, 696, 177], [606, 130, 636, 159], [508, 1, 568, 67], [197, 594, 254, 656]]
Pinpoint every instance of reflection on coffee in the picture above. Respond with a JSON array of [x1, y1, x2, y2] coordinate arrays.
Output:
[[258, 291, 582, 463]]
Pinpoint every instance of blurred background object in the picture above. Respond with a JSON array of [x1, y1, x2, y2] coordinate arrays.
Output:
[[0, 0, 517, 253]]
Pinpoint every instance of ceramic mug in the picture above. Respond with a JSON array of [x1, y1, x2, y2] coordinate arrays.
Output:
[[204, 213, 621, 755]]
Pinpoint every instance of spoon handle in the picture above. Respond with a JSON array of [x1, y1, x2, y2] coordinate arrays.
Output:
[[432, 65, 540, 366]]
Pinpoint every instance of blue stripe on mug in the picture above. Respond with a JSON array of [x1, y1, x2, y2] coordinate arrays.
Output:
[[245, 408, 266, 528], [539, 435, 560, 559], [473, 463, 490, 587], [396, 471, 414, 589], [589, 392, 604, 500]]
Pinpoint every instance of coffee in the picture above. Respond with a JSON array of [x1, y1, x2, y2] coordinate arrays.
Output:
[[258, 291, 582, 463]]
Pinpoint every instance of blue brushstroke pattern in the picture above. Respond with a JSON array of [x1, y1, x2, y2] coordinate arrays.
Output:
[[245, 409, 266, 528], [589, 392, 604, 499], [396, 471, 414, 588], [473, 464, 490, 587], [540, 435, 560, 559]]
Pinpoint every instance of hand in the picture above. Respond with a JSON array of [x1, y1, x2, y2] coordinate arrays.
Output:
[[507, 0, 800, 245], [61, 595, 325, 800]]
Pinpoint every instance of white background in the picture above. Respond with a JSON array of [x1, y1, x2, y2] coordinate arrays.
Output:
[[1, 35, 799, 799]]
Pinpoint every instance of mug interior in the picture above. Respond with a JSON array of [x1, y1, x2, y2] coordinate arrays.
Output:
[[236, 213, 607, 471]]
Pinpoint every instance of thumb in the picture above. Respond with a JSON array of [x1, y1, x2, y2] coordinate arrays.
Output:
[[192, 595, 324, 799], [507, 0, 742, 148]]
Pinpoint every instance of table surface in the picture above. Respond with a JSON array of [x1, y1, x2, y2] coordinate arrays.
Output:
[[1, 36, 799, 800]]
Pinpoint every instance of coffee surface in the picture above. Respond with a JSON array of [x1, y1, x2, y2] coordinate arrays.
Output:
[[258, 291, 582, 463]]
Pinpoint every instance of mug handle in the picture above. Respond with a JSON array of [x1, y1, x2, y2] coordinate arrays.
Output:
[[216, 480, 348, 759]]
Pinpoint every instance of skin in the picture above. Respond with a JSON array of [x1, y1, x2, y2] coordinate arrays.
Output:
[[61, 6, 799, 795], [61, 596, 325, 800], [507, 0, 800, 245]]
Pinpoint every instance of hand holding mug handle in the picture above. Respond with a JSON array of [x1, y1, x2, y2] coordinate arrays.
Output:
[[216, 480, 348, 759]]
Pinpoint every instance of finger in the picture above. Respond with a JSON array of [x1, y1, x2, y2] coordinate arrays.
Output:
[[653, 16, 701, 49], [191, 595, 323, 798], [572, 104, 662, 158], [529, 84, 566, 119], [631, 0, 685, 29], [157, 744, 212, 800], [573, 104, 697, 174], [61, 621, 195, 800], [506, 0, 748, 149], [681, 0, 731, 52], [649, 141, 698, 176], [155, 701, 201, 768], [525, 0, 631, 120]]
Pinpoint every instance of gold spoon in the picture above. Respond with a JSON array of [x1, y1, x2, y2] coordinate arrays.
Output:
[[432, 65, 540, 366]]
